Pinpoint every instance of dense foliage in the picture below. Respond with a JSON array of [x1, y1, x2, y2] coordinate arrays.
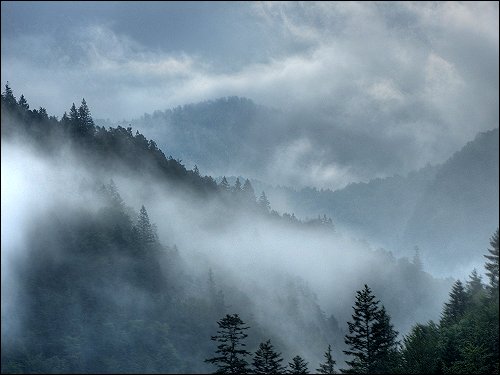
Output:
[[2, 85, 498, 374]]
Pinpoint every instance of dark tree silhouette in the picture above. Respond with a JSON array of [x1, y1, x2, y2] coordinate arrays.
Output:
[[466, 268, 485, 305], [258, 191, 271, 213], [78, 98, 95, 135], [136, 205, 156, 245], [2, 82, 17, 109], [18, 94, 29, 110], [220, 177, 231, 192], [401, 322, 441, 374], [205, 314, 251, 374], [484, 229, 499, 298], [371, 306, 400, 373], [342, 284, 399, 374], [316, 344, 336, 374], [440, 280, 468, 326], [287, 355, 309, 374], [252, 339, 286, 374]]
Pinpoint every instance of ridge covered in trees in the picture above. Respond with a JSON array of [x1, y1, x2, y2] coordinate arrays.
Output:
[[1, 84, 332, 230], [205, 232, 498, 373], [1, 84, 498, 374]]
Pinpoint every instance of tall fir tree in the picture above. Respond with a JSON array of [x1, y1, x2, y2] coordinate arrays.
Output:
[[2, 82, 17, 109], [258, 191, 271, 213], [342, 284, 398, 374], [205, 314, 251, 374], [220, 177, 231, 192], [401, 322, 441, 374], [287, 355, 309, 374], [316, 344, 336, 374], [69, 103, 79, 128], [465, 268, 485, 305], [18, 94, 29, 110], [371, 306, 400, 373], [252, 339, 286, 374], [136, 205, 156, 245], [440, 280, 468, 327], [484, 228, 499, 298], [78, 98, 95, 135]]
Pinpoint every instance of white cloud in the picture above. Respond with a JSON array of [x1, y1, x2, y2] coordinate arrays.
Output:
[[1, 2, 497, 188]]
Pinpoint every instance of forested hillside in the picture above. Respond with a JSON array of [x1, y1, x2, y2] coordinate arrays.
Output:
[[2, 85, 498, 374], [116, 96, 498, 276]]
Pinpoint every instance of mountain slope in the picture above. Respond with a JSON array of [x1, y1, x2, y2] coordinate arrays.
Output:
[[402, 128, 499, 273]]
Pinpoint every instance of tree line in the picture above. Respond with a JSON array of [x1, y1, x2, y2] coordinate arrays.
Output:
[[1, 83, 334, 230], [205, 229, 499, 374]]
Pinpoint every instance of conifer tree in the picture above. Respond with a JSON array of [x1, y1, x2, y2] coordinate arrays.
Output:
[[193, 165, 200, 176], [137, 205, 156, 245], [252, 339, 286, 374], [466, 268, 485, 305], [205, 314, 251, 374], [342, 284, 398, 374], [78, 98, 95, 134], [440, 280, 468, 326], [484, 228, 499, 298], [233, 178, 242, 194], [287, 355, 309, 374], [371, 306, 400, 373], [258, 191, 271, 213], [242, 179, 256, 204], [2, 82, 17, 109], [220, 177, 230, 192], [316, 344, 336, 374], [69, 103, 79, 127], [401, 322, 441, 374], [18, 94, 29, 110]]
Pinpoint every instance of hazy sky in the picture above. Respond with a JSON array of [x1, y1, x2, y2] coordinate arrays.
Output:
[[2, 1, 499, 187]]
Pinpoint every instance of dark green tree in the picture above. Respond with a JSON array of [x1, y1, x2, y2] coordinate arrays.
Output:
[[2, 82, 17, 109], [466, 268, 485, 305], [136, 205, 156, 245], [484, 229, 499, 298], [205, 314, 251, 374], [371, 306, 400, 373], [316, 344, 336, 374], [287, 355, 309, 374], [401, 321, 441, 374], [69, 103, 79, 127], [440, 280, 468, 326], [252, 339, 286, 374], [78, 98, 95, 135], [18, 94, 29, 110], [342, 284, 398, 374]]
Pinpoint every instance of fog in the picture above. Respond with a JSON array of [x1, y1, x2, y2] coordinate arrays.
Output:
[[2, 130, 455, 369], [2, 2, 498, 372], [2, 2, 498, 189]]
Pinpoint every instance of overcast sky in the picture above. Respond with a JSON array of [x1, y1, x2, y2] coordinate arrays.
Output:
[[2, 1, 498, 188]]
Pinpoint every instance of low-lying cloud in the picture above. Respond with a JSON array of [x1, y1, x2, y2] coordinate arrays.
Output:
[[2, 1, 498, 188]]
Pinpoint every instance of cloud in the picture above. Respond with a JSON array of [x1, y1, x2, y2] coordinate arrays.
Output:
[[1, 2, 498, 188]]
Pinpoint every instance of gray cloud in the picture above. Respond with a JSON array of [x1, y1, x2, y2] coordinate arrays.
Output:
[[1, 1, 498, 188]]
